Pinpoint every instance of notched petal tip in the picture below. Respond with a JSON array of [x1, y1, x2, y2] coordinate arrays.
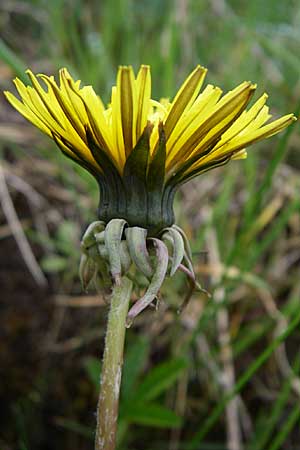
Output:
[[269, 113, 297, 132], [195, 65, 208, 84], [25, 68, 33, 77], [3, 90, 11, 100], [291, 114, 298, 122], [60, 67, 70, 76], [195, 64, 208, 74], [232, 149, 247, 160], [12, 77, 25, 88], [118, 65, 132, 73]]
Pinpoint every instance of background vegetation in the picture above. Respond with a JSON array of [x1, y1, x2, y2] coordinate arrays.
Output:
[[1, 0, 300, 449]]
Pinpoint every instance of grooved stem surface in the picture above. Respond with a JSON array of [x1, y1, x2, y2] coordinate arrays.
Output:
[[95, 277, 132, 450]]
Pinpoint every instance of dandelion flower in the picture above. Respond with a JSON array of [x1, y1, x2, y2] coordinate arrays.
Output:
[[5, 65, 296, 234]]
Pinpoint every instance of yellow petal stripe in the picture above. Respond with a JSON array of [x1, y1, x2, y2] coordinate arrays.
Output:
[[136, 65, 151, 138], [164, 65, 207, 140]]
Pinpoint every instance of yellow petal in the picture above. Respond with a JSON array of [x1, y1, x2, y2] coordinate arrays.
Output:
[[39, 73, 86, 142], [231, 149, 247, 160], [111, 84, 126, 169], [222, 113, 296, 154], [13, 78, 67, 136], [164, 65, 207, 140], [166, 82, 256, 173], [4, 90, 52, 136], [5, 66, 297, 183], [186, 114, 296, 175], [79, 87, 110, 145], [213, 93, 269, 151], [136, 65, 151, 139], [166, 85, 222, 162], [60, 68, 89, 128], [26, 70, 67, 126], [117, 66, 137, 157]]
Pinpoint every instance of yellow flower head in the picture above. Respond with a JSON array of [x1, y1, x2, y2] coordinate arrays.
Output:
[[4, 65, 296, 234]]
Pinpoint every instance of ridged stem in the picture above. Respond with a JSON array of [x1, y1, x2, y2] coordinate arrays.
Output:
[[95, 276, 133, 450]]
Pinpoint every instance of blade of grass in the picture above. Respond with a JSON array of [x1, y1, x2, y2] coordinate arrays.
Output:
[[133, 358, 187, 403], [242, 151, 260, 228], [121, 336, 150, 402], [232, 319, 273, 358], [267, 403, 300, 450], [0, 39, 27, 81], [54, 417, 93, 439], [192, 168, 237, 257], [250, 353, 300, 450], [226, 113, 299, 267], [186, 303, 300, 449], [213, 168, 238, 256], [251, 112, 299, 214], [244, 198, 300, 270]]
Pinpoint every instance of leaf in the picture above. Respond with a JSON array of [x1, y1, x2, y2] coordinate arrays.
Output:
[[125, 403, 182, 428], [56, 221, 78, 254], [0, 38, 27, 82], [134, 358, 187, 403], [57, 220, 77, 243], [121, 336, 150, 401], [83, 356, 101, 389], [40, 255, 67, 273], [187, 305, 300, 449], [54, 417, 93, 439]]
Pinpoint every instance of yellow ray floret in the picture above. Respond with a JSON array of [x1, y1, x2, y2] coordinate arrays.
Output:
[[4, 65, 296, 182]]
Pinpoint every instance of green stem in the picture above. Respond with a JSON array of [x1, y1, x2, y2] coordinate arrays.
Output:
[[95, 276, 133, 450]]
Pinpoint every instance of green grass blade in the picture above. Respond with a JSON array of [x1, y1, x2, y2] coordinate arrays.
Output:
[[186, 304, 300, 449], [267, 403, 300, 450], [122, 335, 150, 401], [251, 113, 299, 213], [125, 402, 182, 428], [54, 417, 93, 439], [245, 198, 300, 270], [133, 358, 187, 403], [83, 356, 101, 389], [250, 354, 300, 450], [0, 39, 27, 81]]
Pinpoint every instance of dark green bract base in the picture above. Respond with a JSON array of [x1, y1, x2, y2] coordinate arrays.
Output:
[[97, 183, 175, 237], [89, 124, 176, 236]]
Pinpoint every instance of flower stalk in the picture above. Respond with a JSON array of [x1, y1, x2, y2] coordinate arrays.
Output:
[[95, 276, 133, 450], [80, 219, 200, 450]]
